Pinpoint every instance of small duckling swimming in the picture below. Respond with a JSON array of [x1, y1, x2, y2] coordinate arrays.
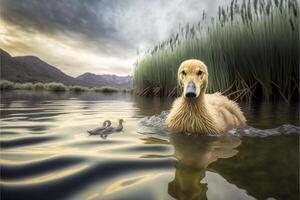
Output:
[[87, 120, 111, 135], [99, 119, 125, 135]]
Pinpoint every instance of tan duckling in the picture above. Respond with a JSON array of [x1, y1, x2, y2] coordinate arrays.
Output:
[[166, 59, 246, 134], [87, 120, 111, 135], [100, 119, 125, 135]]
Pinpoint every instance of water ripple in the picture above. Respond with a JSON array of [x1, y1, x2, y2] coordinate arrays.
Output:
[[1, 158, 175, 200], [1, 156, 86, 180], [0, 136, 58, 149], [1, 93, 298, 200]]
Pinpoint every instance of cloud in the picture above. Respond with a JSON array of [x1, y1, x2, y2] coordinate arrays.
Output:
[[0, 0, 132, 56], [0, 0, 230, 76], [0, 20, 135, 76]]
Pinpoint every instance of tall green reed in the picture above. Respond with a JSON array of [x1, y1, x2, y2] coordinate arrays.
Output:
[[133, 0, 299, 102]]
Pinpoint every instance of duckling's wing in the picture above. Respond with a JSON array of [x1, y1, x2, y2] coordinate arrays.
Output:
[[94, 127, 106, 132], [100, 127, 115, 134], [88, 126, 106, 135]]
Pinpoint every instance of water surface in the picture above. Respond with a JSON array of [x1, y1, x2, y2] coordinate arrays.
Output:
[[0, 91, 299, 200]]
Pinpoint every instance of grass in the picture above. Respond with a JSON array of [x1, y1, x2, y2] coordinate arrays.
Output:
[[34, 82, 45, 90], [133, 0, 299, 102], [45, 82, 68, 92], [69, 85, 89, 92], [0, 80, 127, 93], [15, 82, 34, 90], [0, 80, 14, 90]]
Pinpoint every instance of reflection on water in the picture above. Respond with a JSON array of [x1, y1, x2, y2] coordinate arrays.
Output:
[[169, 134, 242, 200], [0, 91, 299, 200]]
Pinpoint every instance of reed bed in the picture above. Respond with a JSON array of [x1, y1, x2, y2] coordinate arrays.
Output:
[[93, 86, 120, 93], [0, 80, 127, 93], [69, 85, 89, 92], [0, 80, 14, 90], [46, 82, 68, 92], [133, 0, 299, 102]]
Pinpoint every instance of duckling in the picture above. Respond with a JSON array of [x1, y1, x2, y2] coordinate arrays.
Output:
[[166, 59, 246, 134], [87, 120, 111, 135], [99, 119, 125, 135]]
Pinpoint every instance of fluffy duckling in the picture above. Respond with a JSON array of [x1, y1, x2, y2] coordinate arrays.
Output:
[[166, 59, 246, 134], [99, 119, 125, 135], [87, 120, 111, 135]]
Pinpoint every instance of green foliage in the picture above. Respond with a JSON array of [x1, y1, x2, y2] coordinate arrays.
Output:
[[0, 80, 14, 90], [133, 0, 299, 102], [15, 82, 34, 90], [93, 86, 120, 93], [45, 82, 68, 92], [0, 80, 125, 93], [34, 82, 45, 90], [69, 85, 89, 92]]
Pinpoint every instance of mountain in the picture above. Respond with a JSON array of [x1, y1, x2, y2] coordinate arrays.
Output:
[[0, 49, 132, 88], [0, 49, 87, 85], [76, 73, 132, 88]]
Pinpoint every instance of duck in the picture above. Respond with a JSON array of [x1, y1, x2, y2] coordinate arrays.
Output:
[[87, 120, 111, 135], [165, 59, 246, 134], [99, 119, 125, 136]]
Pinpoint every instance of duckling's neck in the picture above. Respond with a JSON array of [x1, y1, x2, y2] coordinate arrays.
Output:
[[182, 91, 206, 109], [103, 120, 111, 127], [116, 122, 123, 131], [178, 92, 218, 134]]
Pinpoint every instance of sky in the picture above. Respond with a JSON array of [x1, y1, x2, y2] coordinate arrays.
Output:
[[0, 0, 229, 77]]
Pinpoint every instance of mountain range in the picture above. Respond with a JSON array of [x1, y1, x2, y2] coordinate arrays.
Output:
[[0, 49, 132, 88]]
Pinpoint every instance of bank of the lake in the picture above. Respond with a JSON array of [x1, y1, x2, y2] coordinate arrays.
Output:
[[0, 80, 131, 93]]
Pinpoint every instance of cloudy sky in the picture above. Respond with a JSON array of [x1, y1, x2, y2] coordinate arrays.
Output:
[[0, 0, 229, 77]]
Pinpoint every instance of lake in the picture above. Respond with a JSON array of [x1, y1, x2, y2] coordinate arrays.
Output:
[[0, 91, 299, 200]]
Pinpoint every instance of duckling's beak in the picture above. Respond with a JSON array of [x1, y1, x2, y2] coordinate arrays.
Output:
[[184, 80, 198, 98]]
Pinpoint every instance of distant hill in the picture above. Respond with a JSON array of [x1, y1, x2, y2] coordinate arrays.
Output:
[[76, 73, 132, 88], [0, 49, 86, 85], [0, 49, 132, 88]]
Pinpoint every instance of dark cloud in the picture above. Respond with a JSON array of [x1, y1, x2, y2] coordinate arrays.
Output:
[[0, 0, 229, 75], [1, 0, 133, 56], [1, 0, 114, 38]]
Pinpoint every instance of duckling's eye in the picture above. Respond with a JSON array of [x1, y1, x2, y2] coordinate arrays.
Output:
[[182, 70, 186, 76], [197, 71, 203, 76]]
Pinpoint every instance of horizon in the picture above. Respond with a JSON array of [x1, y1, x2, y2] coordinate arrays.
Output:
[[2, 48, 132, 78], [0, 0, 228, 76]]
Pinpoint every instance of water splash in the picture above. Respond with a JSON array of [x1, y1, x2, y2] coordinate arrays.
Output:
[[138, 111, 169, 136], [230, 124, 300, 137], [140, 111, 169, 128], [139, 111, 300, 137]]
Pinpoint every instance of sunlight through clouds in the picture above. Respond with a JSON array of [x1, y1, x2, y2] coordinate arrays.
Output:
[[0, 0, 229, 76], [0, 20, 135, 76]]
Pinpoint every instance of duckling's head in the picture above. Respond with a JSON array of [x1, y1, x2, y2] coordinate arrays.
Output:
[[119, 119, 125, 124], [177, 59, 208, 99]]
